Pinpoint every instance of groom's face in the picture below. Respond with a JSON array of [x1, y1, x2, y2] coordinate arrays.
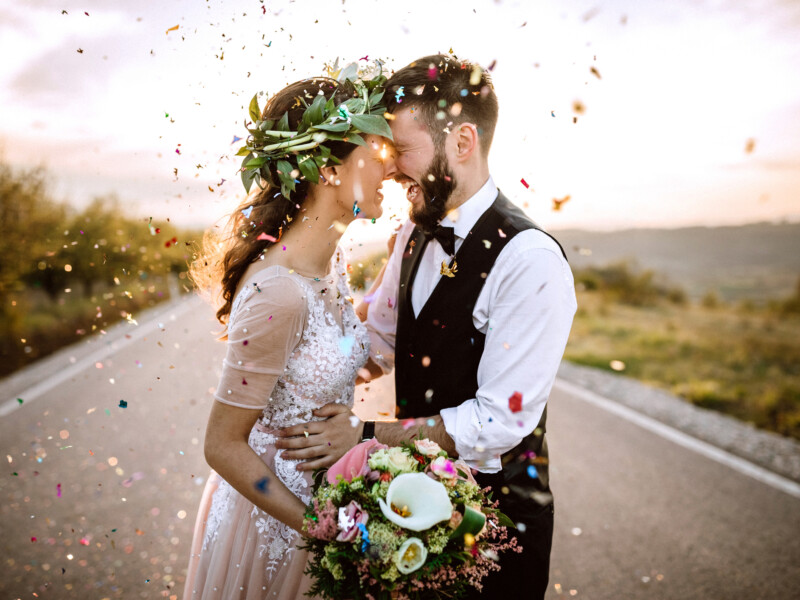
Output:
[[389, 107, 456, 231]]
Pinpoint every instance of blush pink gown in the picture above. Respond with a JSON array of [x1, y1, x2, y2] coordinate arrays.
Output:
[[184, 250, 370, 599]]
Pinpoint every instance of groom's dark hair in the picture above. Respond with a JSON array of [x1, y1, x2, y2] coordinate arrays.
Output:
[[385, 54, 499, 157]]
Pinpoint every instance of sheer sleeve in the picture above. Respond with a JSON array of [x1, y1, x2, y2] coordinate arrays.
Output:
[[214, 275, 308, 409]]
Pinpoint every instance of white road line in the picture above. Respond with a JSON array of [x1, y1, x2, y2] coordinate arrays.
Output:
[[554, 379, 800, 499], [0, 298, 200, 418]]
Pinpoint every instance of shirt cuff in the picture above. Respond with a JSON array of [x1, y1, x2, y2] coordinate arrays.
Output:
[[440, 403, 502, 473]]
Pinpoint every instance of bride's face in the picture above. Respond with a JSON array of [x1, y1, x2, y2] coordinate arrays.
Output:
[[334, 134, 397, 220]]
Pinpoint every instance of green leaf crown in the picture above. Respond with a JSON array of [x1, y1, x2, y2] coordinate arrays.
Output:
[[236, 61, 392, 200]]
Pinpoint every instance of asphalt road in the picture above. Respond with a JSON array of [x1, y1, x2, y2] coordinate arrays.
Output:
[[1, 296, 798, 599]]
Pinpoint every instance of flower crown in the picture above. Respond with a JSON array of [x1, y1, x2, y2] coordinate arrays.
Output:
[[236, 60, 392, 199]]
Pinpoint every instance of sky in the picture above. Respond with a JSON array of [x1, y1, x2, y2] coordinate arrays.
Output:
[[1, 0, 799, 241]]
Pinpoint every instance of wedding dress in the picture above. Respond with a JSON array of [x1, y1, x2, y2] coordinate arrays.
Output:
[[184, 248, 370, 599]]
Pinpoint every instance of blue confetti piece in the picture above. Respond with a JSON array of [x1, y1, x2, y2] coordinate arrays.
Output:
[[254, 477, 270, 493], [395, 86, 405, 103], [352, 201, 361, 217], [118, 400, 127, 409], [338, 336, 355, 356], [426, 418, 436, 427], [357, 522, 370, 552], [231, 135, 242, 144], [527, 465, 538, 479], [242, 206, 253, 219]]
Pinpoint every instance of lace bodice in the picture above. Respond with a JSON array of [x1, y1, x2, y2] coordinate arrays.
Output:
[[203, 248, 370, 571]]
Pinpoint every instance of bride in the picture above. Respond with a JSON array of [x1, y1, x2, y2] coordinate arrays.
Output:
[[184, 71, 397, 599]]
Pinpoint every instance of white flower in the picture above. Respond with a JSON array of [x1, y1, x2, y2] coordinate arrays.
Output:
[[394, 537, 428, 574], [414, 439, 442, 457], [377, 473, 453, 531], [430, 456, 457, 479], [369, 447, 417, 476]]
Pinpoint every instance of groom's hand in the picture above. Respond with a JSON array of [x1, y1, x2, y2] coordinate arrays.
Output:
[[274, 403, 362, 471]]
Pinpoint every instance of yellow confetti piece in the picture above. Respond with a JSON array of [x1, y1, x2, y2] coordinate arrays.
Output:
[[166, 25, 179, 35]]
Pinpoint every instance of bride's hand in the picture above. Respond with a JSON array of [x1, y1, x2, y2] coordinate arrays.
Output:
[[274, 403, 362, 471]]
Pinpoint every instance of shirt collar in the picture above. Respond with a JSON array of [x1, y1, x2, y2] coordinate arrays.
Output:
[[439, 176, 497, 240]]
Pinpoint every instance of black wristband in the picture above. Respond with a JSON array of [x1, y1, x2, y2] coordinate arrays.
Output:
[[361, 420, 375, 441]]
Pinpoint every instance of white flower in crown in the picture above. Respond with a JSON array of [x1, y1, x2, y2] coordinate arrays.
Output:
[[377, 473, 453, 531]]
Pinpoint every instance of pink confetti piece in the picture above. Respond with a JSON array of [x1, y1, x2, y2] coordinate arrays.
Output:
[[257, 232, 277, 242], [520, 178, 529, 189]]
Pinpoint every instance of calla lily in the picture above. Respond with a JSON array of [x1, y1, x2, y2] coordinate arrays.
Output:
[[377, 473, 453, 531], [394, 537, 428, 574]]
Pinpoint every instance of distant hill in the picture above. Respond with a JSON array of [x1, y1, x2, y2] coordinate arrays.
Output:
[[552, 222, 800, 302]]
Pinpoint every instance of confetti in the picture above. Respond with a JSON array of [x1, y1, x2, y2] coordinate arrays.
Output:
[[57, 483, 62, 497], [527, 465, 538, 479], [231, 135, 242, 144], [17, 398, 23, 405], [395, 86, 405, 103], [552, 195, 571, 211], [745, 138, 756, 153], [401, 418, 416, 430], [118, 400, 128, 408], [482, 240, 492, 249], [338, 336, 356, 356], [257, 232, 277, 242], [166, 25, 179, 35], [498, 228, 507, 238], [590, 66, 602, 79], [242, 206, 254, 218], [610, 360, 626, 371], [520, 178, 530, 189], [508, 391, 523, 413], [254, 477, 269, 493]]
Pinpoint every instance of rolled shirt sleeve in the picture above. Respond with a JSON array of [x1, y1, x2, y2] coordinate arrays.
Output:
[[439, 231, 577, 472]]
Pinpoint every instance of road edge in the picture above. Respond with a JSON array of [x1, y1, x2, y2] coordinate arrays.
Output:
[[557, 361, 800, 483]]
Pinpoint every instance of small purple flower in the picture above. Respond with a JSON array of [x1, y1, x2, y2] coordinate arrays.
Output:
[[336, 500, 369, 542]]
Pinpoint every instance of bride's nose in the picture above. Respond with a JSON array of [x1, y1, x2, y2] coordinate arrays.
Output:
[[382, 152, 398, 181]]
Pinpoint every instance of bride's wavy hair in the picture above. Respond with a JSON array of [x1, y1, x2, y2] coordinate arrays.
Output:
[[190, 78, 358, 325]]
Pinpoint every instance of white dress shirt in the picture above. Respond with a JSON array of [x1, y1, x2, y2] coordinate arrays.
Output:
[[366, 176, 577, 472]]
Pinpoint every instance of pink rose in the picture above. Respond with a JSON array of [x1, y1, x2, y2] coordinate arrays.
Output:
[[414, 439, 443, 457], [336, 500, 369, 542], [327, 438, 388, 485]]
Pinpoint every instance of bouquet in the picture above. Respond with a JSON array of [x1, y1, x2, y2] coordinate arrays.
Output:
[[300, 438, 520, 599]]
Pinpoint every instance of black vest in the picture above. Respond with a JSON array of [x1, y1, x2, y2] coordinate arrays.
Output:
[[394, 191, 566, 501]]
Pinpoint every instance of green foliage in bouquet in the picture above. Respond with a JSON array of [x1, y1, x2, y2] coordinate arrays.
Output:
[[236, 63, 392, 200]]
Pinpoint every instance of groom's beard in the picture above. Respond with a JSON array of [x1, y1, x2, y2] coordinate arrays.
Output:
[[410, 150, 457, 235]]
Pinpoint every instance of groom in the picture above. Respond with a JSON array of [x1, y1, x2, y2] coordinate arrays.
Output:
[[276, 54, 576, 598]]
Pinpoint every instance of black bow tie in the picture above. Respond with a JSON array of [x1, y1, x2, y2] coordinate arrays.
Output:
[[424, 225, 456, 256]]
